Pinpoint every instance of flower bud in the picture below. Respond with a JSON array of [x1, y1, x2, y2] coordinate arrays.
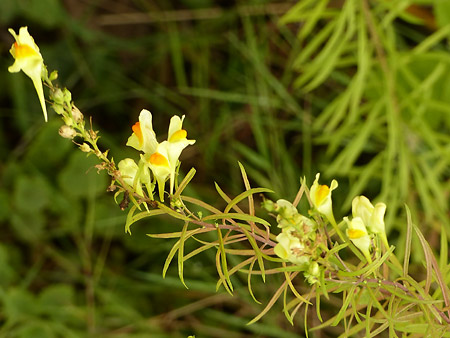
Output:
[[52, 103, 65, 116], [305, 261, 320, 285], [261, 199, 275, 212], [71, 106, 83, 123], [80, 143, 91, 153], [52, 88, 65, 105], [49, 70, 58, 81], [62, 115, 73, 126], [62, 88, 72, 106], [58, 125, 77, 139]]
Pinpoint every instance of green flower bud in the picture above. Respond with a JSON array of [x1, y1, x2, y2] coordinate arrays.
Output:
[[261, 199, 275, 212], [305, 261, 320, 285]]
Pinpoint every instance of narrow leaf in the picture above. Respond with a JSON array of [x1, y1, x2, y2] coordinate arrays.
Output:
[[173, 167, 196, 199], [178, 221, 189, 289]]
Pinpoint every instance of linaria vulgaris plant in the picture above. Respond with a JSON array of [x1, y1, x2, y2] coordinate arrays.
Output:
[[7, 19, 450, 337]]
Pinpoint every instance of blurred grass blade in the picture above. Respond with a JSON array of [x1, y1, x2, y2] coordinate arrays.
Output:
[[403, 205, 413, 277]]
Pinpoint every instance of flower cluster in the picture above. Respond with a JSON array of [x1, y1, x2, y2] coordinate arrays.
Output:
[[308, 173, 388, 263], [118, 109, 195, 201], [344, 196, 388, 263], [267, 199, 325, 284], [271, 173, 389, 277]]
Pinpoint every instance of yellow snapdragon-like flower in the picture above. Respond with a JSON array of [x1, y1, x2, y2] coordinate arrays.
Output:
[[145, 143, 172, 201], [118, 158, 151, 197], [275, 199, 317, 234], [8, 27, 48, 122], [310, 173, 338, 223], [166, 115, 196, 194], [126, 109, 158, 154], [344, 216, 372, 264], [352, 196, 388, 248], [274, 229, 310, 266], [127, 111, 195, 201]]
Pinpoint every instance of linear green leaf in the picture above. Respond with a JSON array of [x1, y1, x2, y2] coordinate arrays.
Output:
[[178, 221, 189, 289], [173, 167, 196, 199], [202, 212, 271, 227], [224, 187, 273, 214]]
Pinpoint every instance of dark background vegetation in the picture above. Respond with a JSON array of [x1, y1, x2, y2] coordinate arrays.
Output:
[[1, 0, 450, 337]]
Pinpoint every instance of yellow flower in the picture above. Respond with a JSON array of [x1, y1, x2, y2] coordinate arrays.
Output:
[[352, 196, 388, 248], [128, 112, 195, 201], [310, 173, 338, 223], [274, 229, 310, 266], [274, 199, 317, 235], [275, 199, 299, 220], [165, 115, 196, 194], [145, 143, 172, 201], [118, 158, 151, 197], [8, 27, 48, 122], [345, 216, 372, 263], [126, 109, 158, 154]]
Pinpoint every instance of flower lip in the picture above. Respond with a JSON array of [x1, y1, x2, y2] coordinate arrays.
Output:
[[169, 129, 187, 142], [13, 42, 38, 58], [347, 228, 366, 239], [315, 185, 330, 206], [149, 152, 169, 167]]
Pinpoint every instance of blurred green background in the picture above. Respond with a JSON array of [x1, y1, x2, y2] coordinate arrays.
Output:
[[1, 0, 450, 337]]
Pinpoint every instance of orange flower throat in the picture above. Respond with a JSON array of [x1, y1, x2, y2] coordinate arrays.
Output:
[[132, 122, 143, 145], [14, 42, 37, 58], [149, 152, 169, 167]]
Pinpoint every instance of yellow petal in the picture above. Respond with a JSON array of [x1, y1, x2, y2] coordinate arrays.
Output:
[[169, 129, 187, 142], [315, 184, 330, 206], [13, 42, 38, 58], [348, 228, 366, 239]]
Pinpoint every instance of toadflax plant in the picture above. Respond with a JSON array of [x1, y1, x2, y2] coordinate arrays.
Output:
[[7, 26, 450, 336]]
